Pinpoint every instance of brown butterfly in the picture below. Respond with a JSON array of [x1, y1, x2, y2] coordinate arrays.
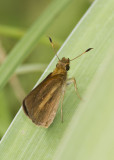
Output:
[[23, 37, 93, 128]]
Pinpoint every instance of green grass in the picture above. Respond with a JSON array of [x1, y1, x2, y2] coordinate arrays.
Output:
[[0, 0, 90, 139], [0, 0, 71, 89], [0, 0, 114, 159]]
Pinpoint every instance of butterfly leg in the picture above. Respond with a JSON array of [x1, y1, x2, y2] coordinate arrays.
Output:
[[67, 78, 81, 100], [61, 90, 65, 123]]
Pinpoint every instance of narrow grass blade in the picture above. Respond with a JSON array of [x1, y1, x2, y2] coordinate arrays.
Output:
[[0, 0, 71, 89], [53, 46, 114, 160], [0, 0, 114, 160]]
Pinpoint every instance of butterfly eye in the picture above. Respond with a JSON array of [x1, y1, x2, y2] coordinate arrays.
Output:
[[66, 64, 70, 71]]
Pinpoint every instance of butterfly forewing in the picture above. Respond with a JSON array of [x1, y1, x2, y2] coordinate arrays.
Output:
[[23, 73, 66, 128]]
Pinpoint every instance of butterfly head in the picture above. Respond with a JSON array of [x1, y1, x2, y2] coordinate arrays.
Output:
[[57, 57, 70, 71]]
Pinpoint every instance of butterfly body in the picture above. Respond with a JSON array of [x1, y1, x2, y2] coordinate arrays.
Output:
[[22, 37, 93, 128], [23, 58, 69, 128]]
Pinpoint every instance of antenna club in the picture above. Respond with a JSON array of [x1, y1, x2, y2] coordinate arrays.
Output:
[[85, 48, 93, 52], [49, 37, 52, 43], [48, 36, 60, 61], [70, 48, 93, 61]]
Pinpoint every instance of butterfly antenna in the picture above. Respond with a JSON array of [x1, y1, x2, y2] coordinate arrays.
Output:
[[70, 48, 93, 61], [48, 37, 60, 61]]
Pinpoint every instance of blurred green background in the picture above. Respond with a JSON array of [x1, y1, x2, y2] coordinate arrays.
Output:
[[0, 0, 92, 139]]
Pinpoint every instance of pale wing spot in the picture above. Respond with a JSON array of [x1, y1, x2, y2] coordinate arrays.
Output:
[[33, 84, 59, 117]]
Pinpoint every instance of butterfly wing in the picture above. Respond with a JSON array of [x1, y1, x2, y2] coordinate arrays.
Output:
[[23, 73, 66, 128]]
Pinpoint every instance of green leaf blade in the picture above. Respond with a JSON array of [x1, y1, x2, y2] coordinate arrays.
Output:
[[0, 0, 71, 89], [0, 0, 114, 160]]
